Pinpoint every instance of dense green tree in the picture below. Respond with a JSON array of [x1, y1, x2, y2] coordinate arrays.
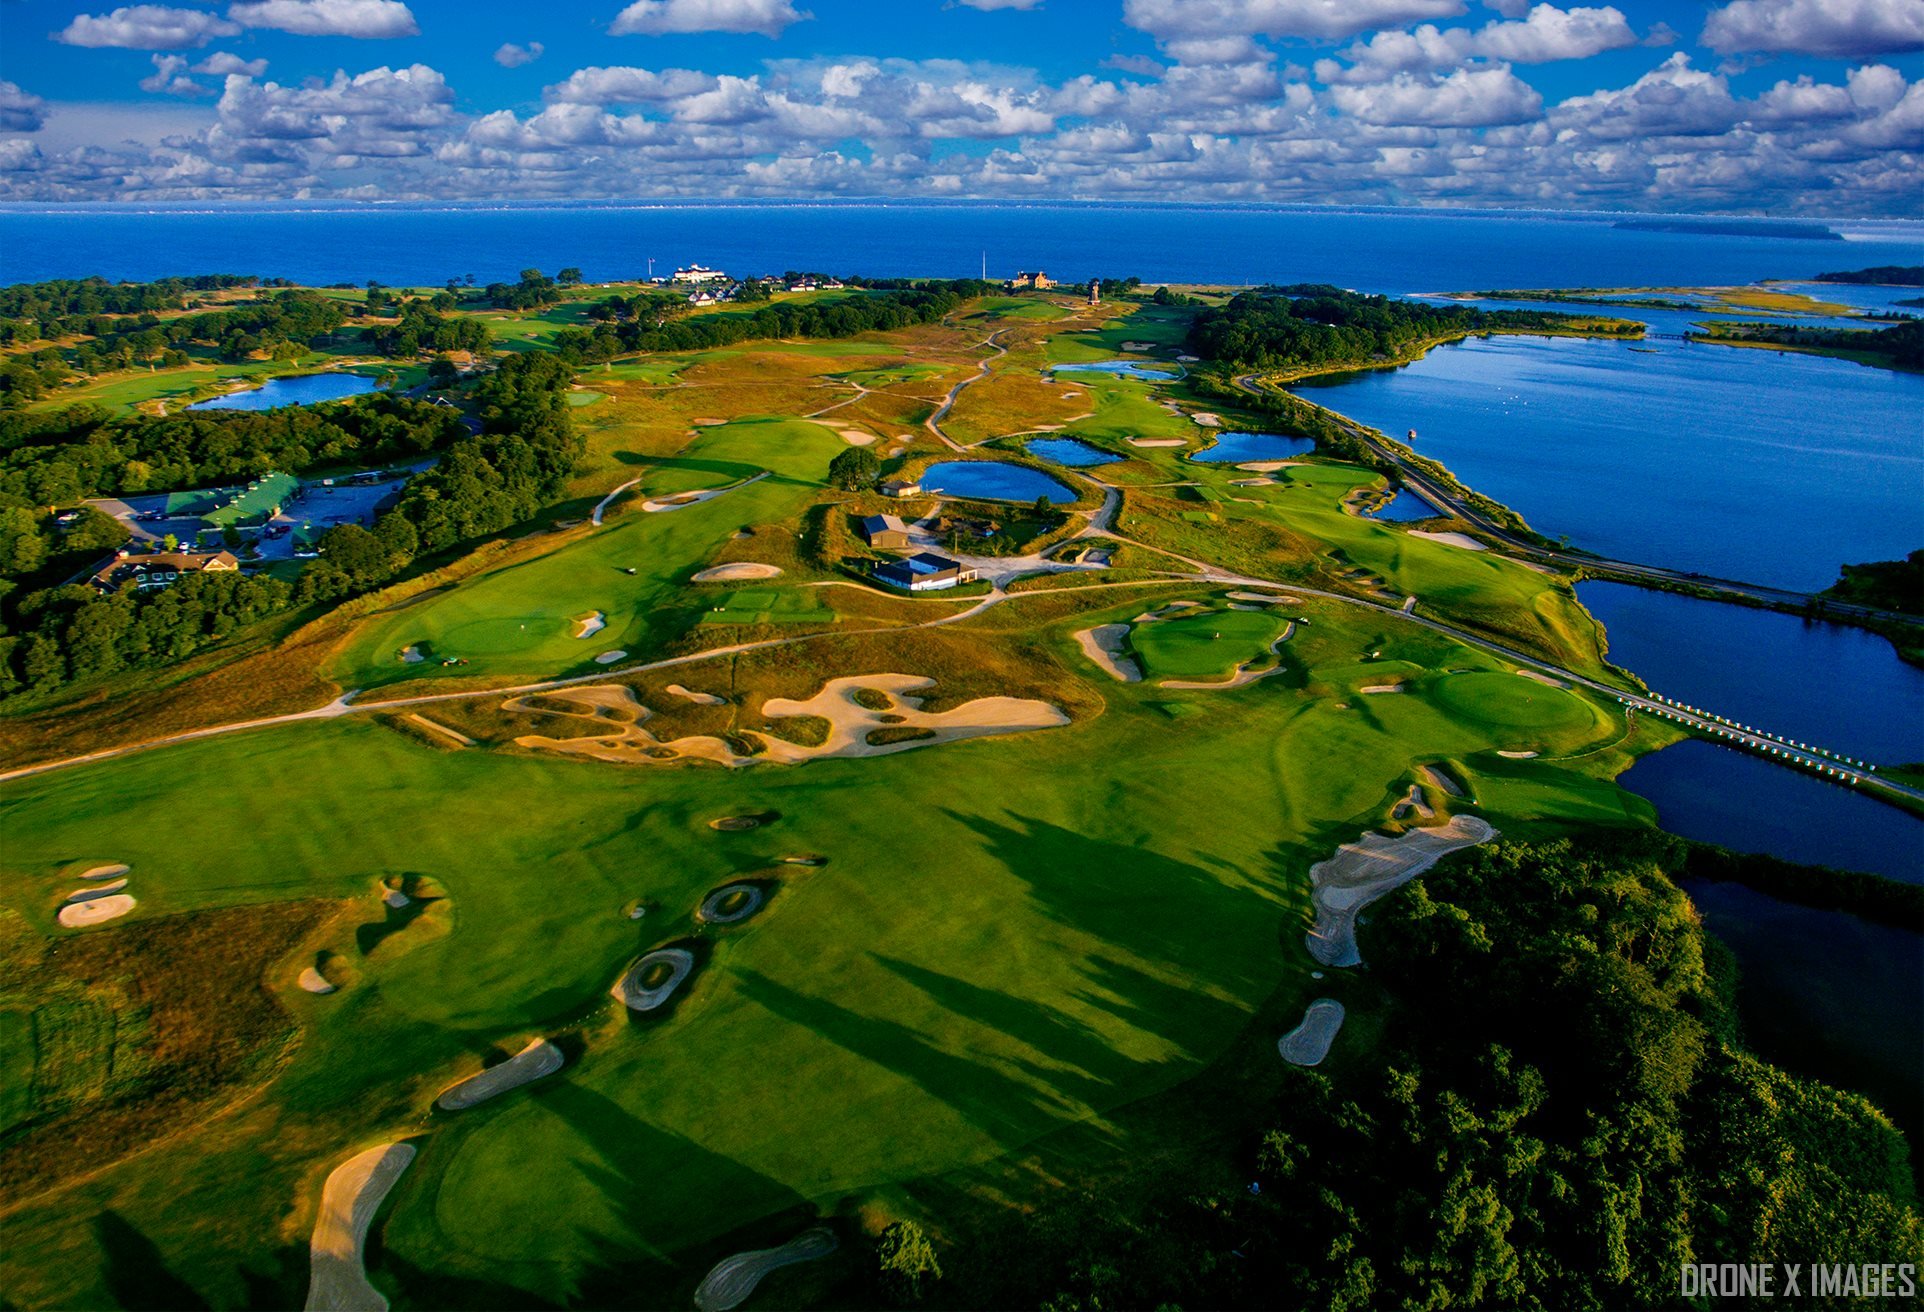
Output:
[[827, 447, 881, 491], [876, 1221, 942, 1301]]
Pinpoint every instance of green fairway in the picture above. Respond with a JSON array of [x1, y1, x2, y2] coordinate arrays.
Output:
[[696, 587, 836, 626], [329, 418, 845, 687], [0, 582, 1654, 1307], [1130, 608, 1292, 680], [1431, 670, 1602, 732]]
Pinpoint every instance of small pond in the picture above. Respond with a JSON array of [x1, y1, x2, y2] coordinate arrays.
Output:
[[190, 372, 379, 411], [920, 460, 1078, 503], [1189, 431, 1315, 464], [1366, 489, 1438, 521], [1049, 360, 1182, 381], [1026, 437, 1122, 467]]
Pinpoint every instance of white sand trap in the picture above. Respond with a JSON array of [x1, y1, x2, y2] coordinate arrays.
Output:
[[1120, 340, 1155, 351], [1236, 460, 1299, 473], [611, 948, 696, 1012], [1306, 815, 1496, 968], [574, 612, 606, 639], [1408, 530, 1485, 551], [642, 472, 768, 514], [1161, 624, 1295, 691], [436, 1038, 564, 1111], [1359, 683, 1404, 695], [666, 684, 727, 706], [304, 1142, 416, 1312], [78, 863, 130, 880], [1193, 412, 1222, 427], [514, 675, 1067, 769], [839, 429, 877, 446], [66, 879, 130, 900], [1226, 591, 1300, 605], [1075, 624, 1142, 683], [1178, 354, 1200, 362], [693, 418, 725, 426], [299, 967, 337, 995], [1419, 763, 1467, 798], [691, 562, 783, 583], [699, 884, 766, 925], [1392, 783, 1436, 822], [382, 889, 411, 910], [694, 1227, 840, 1312], [595, 650, 628, 665], [1497, 749, 1539, 759], [1278, 999, 1346, 1067], [399, 646, 425, 664], [57, 895, 136, 928], [1516, 669, 1571, 689], [405, 714, 475, 747], [1128, 437, 1186, 448], [1133, 600, 1204, 623]]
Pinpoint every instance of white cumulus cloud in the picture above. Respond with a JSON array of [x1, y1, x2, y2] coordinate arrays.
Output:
[[494, 42, 546, 68], [228, 0, 421, 40], [1701, 0, 1924, 58], [1330, 64, 1543, 125], [195, 51, 270, 76], [55, 6, 241, 50], [610, 0, 811, 38], [0, 81, 49, 133], [1124, 0, 1467, 44]]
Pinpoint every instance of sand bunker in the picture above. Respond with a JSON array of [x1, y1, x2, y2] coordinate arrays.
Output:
[[1408, 530, 1485, 551], [642, 472, 767, 514], [78, 863, 130, 880], [1075, 624, 1142, 683], [666, 684, 727, 706], [1133, 600, 1204, 623], [1226, 591, 1300, 605], [299, 966, 337, 995], [436, 1038, 564, 1111], [1306, 815, 1496, 968], [1128, 437, 1186, 448], [839, 429, 877, 446], [709, 813, 774, 831], [1193, 412, 1221, 427], [1161, 624, 1295, 691], [66, 879, 129, 900], [611, 948, 696, 1012], [698, 884, 767, 925], [512, 675, 1068, 769], [594, 650, 628, 665], [1236, 460, 1299, 473], [57, 895, 136, 928], [1391, 783, 1435, 822], [404, 714, 475, 747], [1516, 669, 1571, 689], [382, 889, 411, 910], [1278, 998, 1346, 1067], [399, 646, 425, 664], [574, 612, 606, 639], [691, 562, 783, 583], [1497, 749, 1539, 759], [1359, 683, 1404, 695], [304, 1142, 416, 1312], [1178, 354, 1200, 363], [1419, 763, 1468, 798], [1120, 340, 1155, 351], [694, 1227, 840, 1312]]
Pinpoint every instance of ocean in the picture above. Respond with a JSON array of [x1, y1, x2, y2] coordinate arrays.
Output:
[[2, 202, 1920, 292]]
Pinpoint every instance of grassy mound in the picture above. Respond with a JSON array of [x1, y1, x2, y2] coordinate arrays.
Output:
[[1431, 671, 1598, 732]]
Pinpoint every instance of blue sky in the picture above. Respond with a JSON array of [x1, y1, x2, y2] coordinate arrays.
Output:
[[0, 0, 1920, 213]]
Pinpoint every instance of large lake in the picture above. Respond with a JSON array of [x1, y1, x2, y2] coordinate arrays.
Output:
[[1299, 334, 1924, 591], [189, 373, 378, 411]]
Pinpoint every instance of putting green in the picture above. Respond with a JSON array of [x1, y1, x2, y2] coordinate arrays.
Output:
[[1431, 671, 1600, 732], [1130, 609, 1291, 680]]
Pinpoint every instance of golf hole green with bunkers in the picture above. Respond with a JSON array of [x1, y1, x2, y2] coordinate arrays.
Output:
[[0, 288, 1699, 1310]]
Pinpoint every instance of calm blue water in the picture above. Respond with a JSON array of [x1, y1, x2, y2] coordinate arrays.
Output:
[[1581, 583, 1924, 765], [1026, 437, 1121, 467], [1685, 879, 1923, 1152], [3, 204, 1917, 292], [1368, 489, 1439, 522], [1190, 431, 1314, 463], [189, 373, 378, 411], [1049, 361, 1182, 381], [921, 460, 1076, 503], [1618, 740, 1924, 883], [1299, 334, 1924, 591]]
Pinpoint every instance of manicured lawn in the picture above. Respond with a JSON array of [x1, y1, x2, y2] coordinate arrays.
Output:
[[0, 586, 1652, 1308], [695, 587, 836, 626], [329, 418, 846, 688], [1130, 609, 1292, 680]]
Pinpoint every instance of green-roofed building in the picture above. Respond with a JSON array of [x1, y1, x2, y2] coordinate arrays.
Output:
[[199, 472, 298, 535]]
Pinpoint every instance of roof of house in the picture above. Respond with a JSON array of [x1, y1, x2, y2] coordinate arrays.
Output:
[[92, 549, 240, 589], [860, 513, 908, 536], [200, 471, 298, 529]]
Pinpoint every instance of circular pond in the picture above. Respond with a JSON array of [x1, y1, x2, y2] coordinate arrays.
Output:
[[920, 460, 1077, 503]]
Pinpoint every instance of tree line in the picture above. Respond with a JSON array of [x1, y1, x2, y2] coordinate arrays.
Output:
[[549, 280, 995, 363], [947, 831, 1922, 1309], [0, 275, 262, 345], [1185, 285, 1638, 372]]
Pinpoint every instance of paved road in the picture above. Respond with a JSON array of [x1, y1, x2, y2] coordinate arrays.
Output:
[[1232, 375, 1924, 632]]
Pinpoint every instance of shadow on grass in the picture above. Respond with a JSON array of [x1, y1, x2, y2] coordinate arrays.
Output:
[[93, 1211, 209, 1311]]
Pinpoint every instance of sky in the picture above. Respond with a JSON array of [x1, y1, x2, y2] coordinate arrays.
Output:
[[0, 0, 1920, 214]]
